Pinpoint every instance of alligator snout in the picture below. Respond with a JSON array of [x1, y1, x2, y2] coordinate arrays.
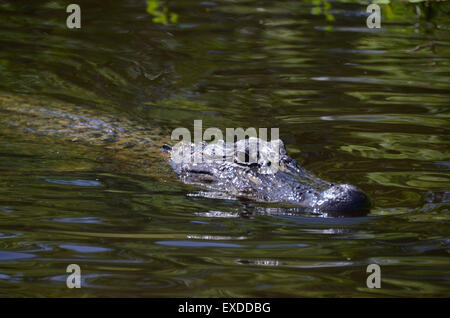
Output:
[[314, 184, 371, 216]]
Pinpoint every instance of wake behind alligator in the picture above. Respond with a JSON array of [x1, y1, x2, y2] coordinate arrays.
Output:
[[0, 92, 371, 217]]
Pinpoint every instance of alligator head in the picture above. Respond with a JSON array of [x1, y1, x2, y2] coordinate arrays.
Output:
[[165, 137, 371, 216]]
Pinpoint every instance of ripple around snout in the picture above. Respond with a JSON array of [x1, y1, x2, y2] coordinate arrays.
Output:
[[155, 240, 243, 248], [43, 178, 103, 187], [0, 250, 35, 262]]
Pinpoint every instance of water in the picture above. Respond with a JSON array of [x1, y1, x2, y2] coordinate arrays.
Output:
[[0, 0, 449, 297]]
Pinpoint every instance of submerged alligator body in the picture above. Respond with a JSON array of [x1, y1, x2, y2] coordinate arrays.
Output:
[[0, 92, 371, 216]]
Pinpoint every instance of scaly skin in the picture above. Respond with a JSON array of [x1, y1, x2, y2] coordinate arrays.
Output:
[[0, 92, 170, 177]]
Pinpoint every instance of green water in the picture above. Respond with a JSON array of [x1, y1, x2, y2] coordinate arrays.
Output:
[[0, 0, 449, 297]]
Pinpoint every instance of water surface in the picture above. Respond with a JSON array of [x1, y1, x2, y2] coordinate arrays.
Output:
[[0, 0, 449, 297]]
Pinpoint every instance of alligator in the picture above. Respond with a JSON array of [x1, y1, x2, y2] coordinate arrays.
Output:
[[0, 92, 371, 216]]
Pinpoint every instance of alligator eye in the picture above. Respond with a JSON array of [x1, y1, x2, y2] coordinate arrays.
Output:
[[296, 186, 305, 193], [328, 183, 335, 187]]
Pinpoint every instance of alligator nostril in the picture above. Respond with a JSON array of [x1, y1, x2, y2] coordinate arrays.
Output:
[[315, 184, 371, 216]]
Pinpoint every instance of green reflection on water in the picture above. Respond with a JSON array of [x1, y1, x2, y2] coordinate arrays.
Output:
[[146, 0, 179, 25], [0, 0, 448, 297]]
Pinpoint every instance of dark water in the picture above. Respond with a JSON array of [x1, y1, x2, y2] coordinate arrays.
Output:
[[0, 0, 449, 297]]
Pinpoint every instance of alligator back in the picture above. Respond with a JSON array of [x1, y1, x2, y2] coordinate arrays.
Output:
[[0, 92, 170, 178]]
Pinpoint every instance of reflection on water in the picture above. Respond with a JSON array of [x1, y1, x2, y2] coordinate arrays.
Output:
[[0, 0, 449, 297]]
